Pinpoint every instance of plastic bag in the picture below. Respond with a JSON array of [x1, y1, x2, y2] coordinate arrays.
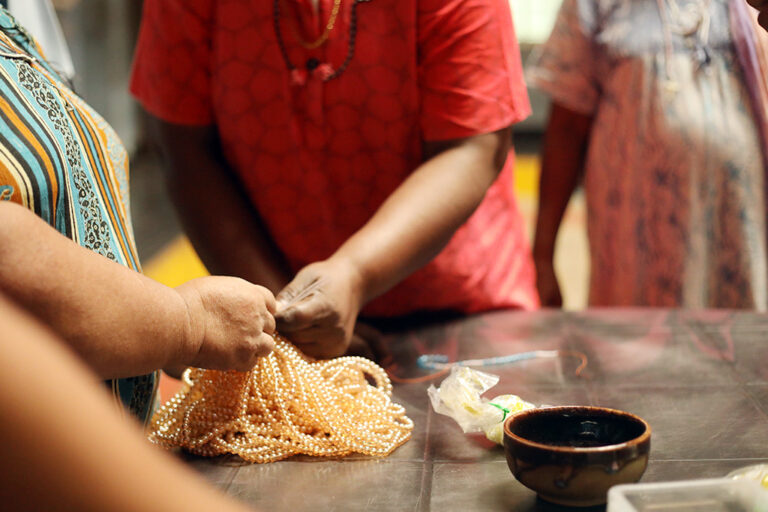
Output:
[[427, 366, 534, 445]]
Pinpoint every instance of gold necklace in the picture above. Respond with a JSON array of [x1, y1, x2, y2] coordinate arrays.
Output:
[[149, 334, 413, 463], [286, 0, 343, 50]]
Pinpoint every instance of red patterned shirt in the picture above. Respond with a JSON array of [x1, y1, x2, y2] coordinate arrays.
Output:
[[131, 0, 538, 316]]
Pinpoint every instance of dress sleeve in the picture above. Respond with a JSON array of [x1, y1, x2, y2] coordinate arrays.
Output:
[[527, 0, 601, 115], [129, 0, 215, 125], [417, 0, 531, 141]]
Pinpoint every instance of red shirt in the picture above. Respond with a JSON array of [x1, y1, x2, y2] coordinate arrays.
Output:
[[131, 0, 538, 316]]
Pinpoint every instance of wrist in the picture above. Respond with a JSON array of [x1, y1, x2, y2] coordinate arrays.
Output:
[[327, 253, 368, 310], [171, 284, 205, 369]]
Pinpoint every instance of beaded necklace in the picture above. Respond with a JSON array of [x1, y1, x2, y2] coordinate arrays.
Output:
[[273, 0, 370, 83], [287, 0, 342, 50], [149, 334, 413, 463]]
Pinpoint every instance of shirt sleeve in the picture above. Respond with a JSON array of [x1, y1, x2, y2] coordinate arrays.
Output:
[[129, 0, 215, 125], [417, 0, 531, 141], [527, 0, 601, 116]]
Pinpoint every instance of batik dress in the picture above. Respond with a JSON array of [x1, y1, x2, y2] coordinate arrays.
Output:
[[530, 0, 767, 309], [0, 8, 157, 424]]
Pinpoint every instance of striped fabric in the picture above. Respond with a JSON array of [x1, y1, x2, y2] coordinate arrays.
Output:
[[0, 8, 157, 425]]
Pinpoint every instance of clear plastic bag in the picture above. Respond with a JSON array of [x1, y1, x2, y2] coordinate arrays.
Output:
[[427, 366, 534, 445]]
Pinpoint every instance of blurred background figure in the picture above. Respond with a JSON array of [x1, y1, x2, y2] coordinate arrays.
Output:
[[530, 0, 768, 309]]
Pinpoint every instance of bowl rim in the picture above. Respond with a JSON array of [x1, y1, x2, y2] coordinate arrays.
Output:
[[503, 405, 651, 454]]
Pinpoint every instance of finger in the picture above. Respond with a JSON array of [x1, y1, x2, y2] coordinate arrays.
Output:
[[254, 332, 275, 358], [276, 274, 323, 309], [275, 283, 298, 311], [235, 334, 276, 371], [302, 341, 347, 360], [262, 311, 277, 334], [276, 296, 333, 331], [257, 286, 277, 314], [281, 326, 327, 345], [276, 276, 312, 307]]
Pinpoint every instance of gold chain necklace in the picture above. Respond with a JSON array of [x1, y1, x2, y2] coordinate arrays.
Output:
[[286, 0, 343, 50], [149, 335, 413, 463]]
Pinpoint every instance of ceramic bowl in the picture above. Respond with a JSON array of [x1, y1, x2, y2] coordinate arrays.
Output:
[[503, 406, 651, 507]]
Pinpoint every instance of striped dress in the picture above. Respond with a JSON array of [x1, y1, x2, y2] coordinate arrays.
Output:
[[0, 9, 157, 425]]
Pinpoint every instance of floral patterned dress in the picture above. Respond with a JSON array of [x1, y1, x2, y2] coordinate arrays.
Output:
[[530, 0, 767, 309]]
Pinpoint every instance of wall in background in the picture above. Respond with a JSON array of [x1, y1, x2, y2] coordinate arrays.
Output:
[[509, 0, 562, 45]]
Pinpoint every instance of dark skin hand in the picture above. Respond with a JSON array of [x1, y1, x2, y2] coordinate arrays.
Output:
[[151, 116, 510, 360], [532, 103, 593, 308], [275, 129, 512, 359], [747, 0, 768, 31]]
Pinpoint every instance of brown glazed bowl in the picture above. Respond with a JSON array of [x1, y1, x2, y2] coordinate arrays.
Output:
[[503, 406, 651, 507]]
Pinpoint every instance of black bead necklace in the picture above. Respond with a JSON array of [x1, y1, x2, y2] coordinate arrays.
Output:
[[272, 0, 370, 82]]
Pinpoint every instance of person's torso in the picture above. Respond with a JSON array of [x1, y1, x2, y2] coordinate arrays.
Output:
[[207, 0, 538, 315]]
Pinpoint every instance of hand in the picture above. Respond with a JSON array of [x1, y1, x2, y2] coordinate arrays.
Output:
[[535, 258, 563, 308], [175, 276, 276, 372], [747, 0, 768, 30], [275, 258, 364, 359]]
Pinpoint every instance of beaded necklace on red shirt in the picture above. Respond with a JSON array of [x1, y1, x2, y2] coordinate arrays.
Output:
[[272, 0, 370, 84]]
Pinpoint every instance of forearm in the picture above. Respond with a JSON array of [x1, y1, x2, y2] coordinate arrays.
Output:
[[533, 104, 592, 261], [0, 294, 253, 512], [151, 117, 292, 293], [0, 201, 191, 378], [333, 128, 510, 304]]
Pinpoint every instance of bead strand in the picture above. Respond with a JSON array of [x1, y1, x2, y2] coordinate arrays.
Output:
[[149, 334, 413, 462]]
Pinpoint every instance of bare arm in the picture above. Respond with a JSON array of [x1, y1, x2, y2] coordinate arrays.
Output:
[[0, 293, 254, 512], [0, 201, 276, 378], [276, 128, 511, 358], [342, 127, 511, 301], [532, 103, 593, 307], [148, 116, 292, 294]]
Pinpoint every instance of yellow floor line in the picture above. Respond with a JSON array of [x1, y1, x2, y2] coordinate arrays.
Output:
[[142, 236, 209, 287], [514, 154, 540, 199]]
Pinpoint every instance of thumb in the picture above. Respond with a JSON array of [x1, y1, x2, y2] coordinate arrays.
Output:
[[275, 282, 331, 331], [275, 286, 296, 312], [276, 273, 320, 314], [275, 274, 311, 310]]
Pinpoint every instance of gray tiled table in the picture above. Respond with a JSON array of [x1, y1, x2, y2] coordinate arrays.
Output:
[[187, 309, 768, 511]]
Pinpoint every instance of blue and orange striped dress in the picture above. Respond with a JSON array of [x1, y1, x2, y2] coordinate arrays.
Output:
[[0, 8, 157, 425]]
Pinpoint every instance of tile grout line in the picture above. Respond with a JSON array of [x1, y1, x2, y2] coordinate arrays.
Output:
[[221, 464, 241, 495], [417, 404, 434, 512]]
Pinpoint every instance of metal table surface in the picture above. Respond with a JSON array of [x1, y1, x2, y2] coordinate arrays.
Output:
[[185, 309, 768, 511]]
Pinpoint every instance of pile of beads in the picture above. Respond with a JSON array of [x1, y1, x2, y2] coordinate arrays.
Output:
[[148, 335, 413, 463]]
